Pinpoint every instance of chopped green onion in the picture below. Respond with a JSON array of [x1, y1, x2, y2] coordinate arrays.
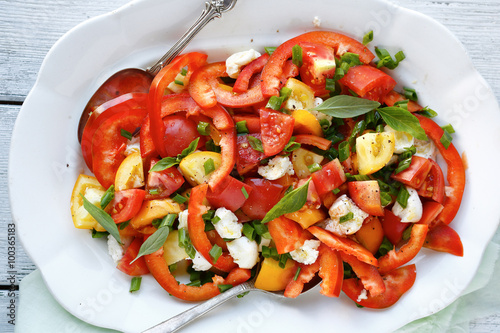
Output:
[[148, 188, 160, 195], [91, 229, 108, 238], [417, 107, 438, 118], [375, 48, 405, 69], [376, 124, 385, 133], [307, 163, 322, 173], [339, 212, 354, 223], [129, 277, 142, 292], [440, 130, 453, 149], [399, 146, 416, 161], [403, 87, 418, 101], [242, 223, 256, 241], [197, 121, 211, 136], [380, 192, 392, 207], [338, 141, 350, 162], [292, 44, 303, 67], [394, 100, 409, 110], [319, 118, 330, 130], [278, 253, 292, 268], [236, 120, 249, 134], [265, 46, 276, 55], [174, 79, 184, 86], [218, 284, 233, 293], [362, 30, 374, 45], [248, 136, 264, 153], [212, 216, 221, 224], [204, 158, 215, 175], [100, 185, 115, 210], [377, 237, 393, 256], [202, 210, 216, 221], [332, 188, 341, 195], [209, 244, 223, 263], [241, 187, 249, 199], [120, 129, 133, 140], [253, 221, 271, 239], [345, 173, 371, 181], [441, 124, 456, 134], [396, 186, 410, 209], [402, 225, 413, 241], [119, 220, 130, 230], [180, 68, 188, 76], [205, 139, 221, 153], [161, 214, 177, 229], [151, 218, 162, 229], [394, 157, 412, 174], [293, 267, 302, 281], [178, 228, 196, 259], [284, 137, 301, 153], [169, 263, 177, 272], [172, 193, 188, 204]]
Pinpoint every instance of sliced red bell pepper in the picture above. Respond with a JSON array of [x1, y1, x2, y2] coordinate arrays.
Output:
[[418, 159, 446, 204], [340, 252, 385, 297], [424, 222, 463, 256], [294, 134, 332, 151], [261, 31, 374, 97], [267, 216, 313, 254], [415, 115, 466, 225], [318, 244, 344, 297], [391, 155, 432, 189], [233, 53, 270, 93], [339, 65, 397, 102], [284, 259, 320, 298], [117, 237, 149, 276], [308, 226, 378, 266], [418, 201, 444, 226], [378, 223, 428, 275], [311, 159, 346, 195], [148, 53, 208, 157], [259, 108, 295, 156], [342, 264, 417, 309], [187, 184, 237, 272]]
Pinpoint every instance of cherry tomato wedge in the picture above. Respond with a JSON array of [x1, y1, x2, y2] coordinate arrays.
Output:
[[391, 156, 432, 189], [380, 209, 408, 246], [339, 65, 397, 102], [206, 176, 253, 212], [318, 244, 343, 297], [236, 134, 266, 176], [340, 252, 385, 297], [117, 237, 149, 276], [110, 189, 146, 223], [348, 180, 384, 216], [418, 159, 446, 204], [311, 159, 346, 195], [240, 178, 285, 220], [298, 42, 337, 96], [145, 158, 185, 200], [259, 108, 295, 157]]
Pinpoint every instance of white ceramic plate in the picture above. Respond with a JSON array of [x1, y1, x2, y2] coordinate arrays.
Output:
[[10, 0, 500, 332]]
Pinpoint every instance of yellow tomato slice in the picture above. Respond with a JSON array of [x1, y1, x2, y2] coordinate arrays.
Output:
[[162, 230, 189, 266], [292, 147, 324, 178], [283, 78, 315, 111], [254, 257, 298, 291], [179, 151, 222, 186], [70, 174, 107, 231], [130, 198, 182, 230], [291, 109, 323, 137], [115, 152, 145, 191], [356, 132, 395, 175]]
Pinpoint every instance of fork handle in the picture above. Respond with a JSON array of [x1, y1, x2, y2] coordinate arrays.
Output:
[[142, 283, 254, 333]]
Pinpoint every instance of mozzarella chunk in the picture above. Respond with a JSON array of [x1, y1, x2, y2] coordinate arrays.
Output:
[[324, 195, 369, 236], [107, 234, 124, 265], [178, 209, 189, 229], [357, 289, 368, 303], [384, 125, 414, 154], [392, 187, 423, 222], [312, 16, 321, 28], [289, 239, 321, 265], [414, 139, 437, 160], [227, 236, 259, 269], [124, 135, 141, 156], [213, 207, 242, 239], [258, 156, 295, 180], [192, 251, 212, 271], [225, 49, 261, 79]]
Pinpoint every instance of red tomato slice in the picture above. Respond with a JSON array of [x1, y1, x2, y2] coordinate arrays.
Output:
[[110, 189, 146, 223], [188, 184, 237, 272], [298, 42, 337, 96], [423, 222, 463, 256], [117, 237, 149, 276], [294, 134, 332, 151], [267, 216, 312, 254], [259, 108, 295, 156], [261, 31, 374, 97], [382, 90, 422, 112], [379, 209, 408, 246], [311, 159, 346, 195], [163, 113, 204, 157], [233, 114, 261, 133], [416, 115, 466, 225], [418, 159, 445, 204], [145, 247, 251, 301], [189, 62, 266, 108], [145, 158, 185, 200], [240, 178, 285, 220], [81, 92, 147, 171], [308, 226, 378, 266], [339, 65, 397, 102], [206, 176, 253, 212], [348, 180, 384, 216], [318, 244, 343, 297], [342, 264, 417, 309], [236, 134, 266, 176], [418, 201, 444, 226], [391, 156, 432, 189], [378, 224, 428, 275], [233, 53, 270, 93], [340, 252, 385, 297], [92, 108, 148, 188], [284, 259, 320, 298]]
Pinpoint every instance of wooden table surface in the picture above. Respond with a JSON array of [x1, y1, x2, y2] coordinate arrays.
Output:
[[1, 0, 499, 332]]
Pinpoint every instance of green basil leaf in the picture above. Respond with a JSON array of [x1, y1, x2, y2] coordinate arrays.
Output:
[[131, 225, 170, 264], [262, 179, 310, 223], [179, 137, 200, 159], [248, 136, 264, 153], [378, 107, 428, 140], [312, 95, 380, 118], [80, 194, 122, 245], [149, 157, 179, 172]]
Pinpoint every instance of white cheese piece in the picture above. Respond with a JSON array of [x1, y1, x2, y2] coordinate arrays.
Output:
[[258, 237, 272, 252], [324, 195, 369, 236], [384, 125, 414, 154], [225, 49, 261, 79], [392, 187, 423, 222], [414, 139, 437, 160], [124, 135, 141, 156], [289, 239, 321, 265], [178, 209, 189, 229], [227, 236, 259, 269], [192, 251, 212, 271], [107, 234, 124, 265], [357, 289, 368, 303], [258, 156, 295, 180], [213, 207, 242, 239], [312, 16, 321, 28]]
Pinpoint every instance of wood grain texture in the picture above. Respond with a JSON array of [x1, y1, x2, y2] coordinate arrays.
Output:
[[0, 0, 499, 332]]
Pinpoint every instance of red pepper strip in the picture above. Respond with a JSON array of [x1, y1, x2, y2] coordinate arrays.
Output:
[[148, 52, 208, 157], [308, 226, 378, 266], [340, 253, 385, 297], [233, 53, 270, 93], [294, 134, 332, 150], [189, 62, 266, 108], [209, 128, 236, 191], [318, 244, 343, 297], [342, 264, 417, 309], [415, 114, 466, 225], [284, 259, 320, 298], [423, 222, 463, 256], [188, 184, 237, 272], [145, 248, 251, 301], [268, 216, 313, 254], [261, 31, 375, 97], [378, 224, 428, 275]]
